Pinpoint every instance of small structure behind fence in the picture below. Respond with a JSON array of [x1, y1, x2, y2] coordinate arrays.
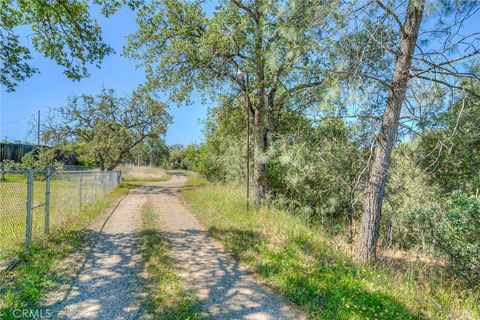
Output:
[[0, 169, 121, 257], [0, 143, 36, 163]]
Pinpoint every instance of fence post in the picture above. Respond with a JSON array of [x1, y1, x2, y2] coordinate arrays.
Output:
[[79, 171, 83, 209], [25, 168, 33, 246], [45, 168, 51, 234], [100, 171, 104, 194]]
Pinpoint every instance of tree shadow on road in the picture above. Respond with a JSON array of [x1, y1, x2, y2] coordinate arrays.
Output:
[[159, 227, 304, 319], [41, 230, 144, 319], [138, 226, 204, 319]]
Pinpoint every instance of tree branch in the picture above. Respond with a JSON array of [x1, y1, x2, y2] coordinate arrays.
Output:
[[231, 0, 257, 22], [374, 0, 407, 37], [413, 49, 480, 77], [414, 75, 480, 98]]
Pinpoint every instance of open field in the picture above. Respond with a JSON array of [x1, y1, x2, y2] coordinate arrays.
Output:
[[182, 183, 480, 320]]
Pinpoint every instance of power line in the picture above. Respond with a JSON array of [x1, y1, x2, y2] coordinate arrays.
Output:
[[0, 127, 30, 133], [0, 114, 34, 127]]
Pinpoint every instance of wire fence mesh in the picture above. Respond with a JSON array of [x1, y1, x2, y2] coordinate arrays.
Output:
[[0, 169, 121, 259], [0, 170, 27, 254]]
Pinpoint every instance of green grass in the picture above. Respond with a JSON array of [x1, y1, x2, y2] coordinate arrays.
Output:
[[0, 185, 131, 319], [182, 183, 480, 320], [139, 203, 203, 319], [183, 175, 206, 188], [0, 175, 120, 256]]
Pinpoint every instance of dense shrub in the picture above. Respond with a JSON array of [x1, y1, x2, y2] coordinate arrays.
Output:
[[414, 192, 480, 285]]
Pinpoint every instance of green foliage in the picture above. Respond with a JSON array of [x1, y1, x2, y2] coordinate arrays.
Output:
[[382, 144, 438, 250], [130, 137, 169, 167], [268, 118, 366, 228], [0, 0, 141, 91], [165, 144, 193, 170], [190, 97, 367, 232], [125, 0, 338, 104], [190, 97, 248, 182], [418, 94, 480, 194], [412, 192, 480, 286], [0, 148, 63, 171]]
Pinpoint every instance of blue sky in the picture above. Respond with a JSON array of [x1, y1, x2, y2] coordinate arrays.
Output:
[[0, 6, 209, 146]]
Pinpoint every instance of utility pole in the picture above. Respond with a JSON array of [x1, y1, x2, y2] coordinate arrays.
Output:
[[245, 95, 250, 211], [238, 69, 250, 212], [245, 74, 250, 212], [37, 110, 40, 147]]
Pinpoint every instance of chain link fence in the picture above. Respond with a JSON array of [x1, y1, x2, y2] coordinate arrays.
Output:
[[0, 169, 121, 259]]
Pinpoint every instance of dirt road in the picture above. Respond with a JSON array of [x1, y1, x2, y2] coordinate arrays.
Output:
[[45, 188, 147, 319], [145, 174, 305, 320], [45, 174, 305, 319]]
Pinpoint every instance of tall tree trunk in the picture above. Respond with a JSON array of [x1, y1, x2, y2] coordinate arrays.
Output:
[[356, 0, 425, 262]]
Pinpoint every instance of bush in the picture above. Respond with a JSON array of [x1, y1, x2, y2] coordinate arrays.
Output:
[[1, 148, 63, 171], [415, 192, 480, 286]]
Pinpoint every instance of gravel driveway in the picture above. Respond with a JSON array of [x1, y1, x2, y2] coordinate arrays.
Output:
[[43, 174, 305, 319], [145, 174, 306, 320], [44, 189, 147, 319]]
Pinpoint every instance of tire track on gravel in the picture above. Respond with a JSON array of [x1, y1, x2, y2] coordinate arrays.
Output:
[[45, 187, 147, 320], [146, 174, 306, 320]]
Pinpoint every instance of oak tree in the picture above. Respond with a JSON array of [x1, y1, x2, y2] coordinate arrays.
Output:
[[45, 87, 171, 170], [125, 0, 343, 204]]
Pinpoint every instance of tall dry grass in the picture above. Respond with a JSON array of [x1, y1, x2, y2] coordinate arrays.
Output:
[[121, 166, 170, 182]]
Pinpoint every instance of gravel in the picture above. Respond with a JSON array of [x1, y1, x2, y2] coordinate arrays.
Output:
[[44, 189, 147, 319], [146, 175, 306, 320], [43, 174, 305, 319]]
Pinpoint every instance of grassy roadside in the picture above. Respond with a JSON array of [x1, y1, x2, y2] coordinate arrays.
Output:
[[182, 173, 206, 188], [181, 183, 480, 320], [0, 185, 131, 319], [139, 202, 203, 319]]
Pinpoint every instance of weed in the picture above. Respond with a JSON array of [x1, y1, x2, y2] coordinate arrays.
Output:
[[139, 203, 203, 319]]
